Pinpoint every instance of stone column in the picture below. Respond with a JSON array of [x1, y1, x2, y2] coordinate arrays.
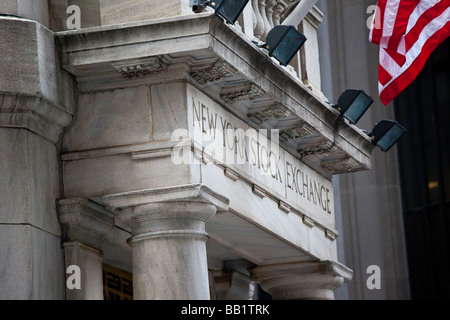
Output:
[[251, 260, 353, 300], [102, 184, 229, 300], [63, 241, 104, 300]]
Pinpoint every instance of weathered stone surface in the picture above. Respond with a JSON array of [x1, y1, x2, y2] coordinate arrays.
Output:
[[100, 0, 192, 26], [49, 0, 193, 31], [0, 129, 61, 235], [62, 150, 198, 199], [151, 82, 188, 141], [62, 86, 151, 152], [0, 17, 74, 109], [0, 225, 64, 299]]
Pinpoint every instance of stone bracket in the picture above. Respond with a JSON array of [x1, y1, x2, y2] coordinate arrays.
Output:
[[58, 198, 115, 245]]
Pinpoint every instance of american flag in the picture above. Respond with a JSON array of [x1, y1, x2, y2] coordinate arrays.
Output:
[[369, 0, 450, 105]]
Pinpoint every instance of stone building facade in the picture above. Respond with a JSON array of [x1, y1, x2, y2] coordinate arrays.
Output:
[[0, 0, 375, 300]]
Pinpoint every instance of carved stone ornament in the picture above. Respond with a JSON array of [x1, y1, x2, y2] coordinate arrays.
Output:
[[298, 139, 337, 158], [190, 61, 237, 84], [321, 157, 362, 174], [112, 57, 168, 79], [220, 83, 265, 104], [279, 123, 315, 142], [247, 106, 291, 124]]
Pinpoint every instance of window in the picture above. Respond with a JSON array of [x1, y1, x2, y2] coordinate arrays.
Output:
[[103, 264, 133, 300]]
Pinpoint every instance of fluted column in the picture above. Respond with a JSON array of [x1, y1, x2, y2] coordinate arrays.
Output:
[[251, 260, 352, 300], [102, 184, 229, 300]]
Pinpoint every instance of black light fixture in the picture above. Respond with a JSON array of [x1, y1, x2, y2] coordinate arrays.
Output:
[[190, 0, 250, 25], [263, 25, 307, 66], [333, 89, 374, 124], [369, 120, 407, 152]]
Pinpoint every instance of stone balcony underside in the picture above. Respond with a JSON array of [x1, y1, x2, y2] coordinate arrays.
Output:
[[57, 13, 373, 178]]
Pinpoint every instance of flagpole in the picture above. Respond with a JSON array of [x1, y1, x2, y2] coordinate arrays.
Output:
[[281, 0, 319, 26]]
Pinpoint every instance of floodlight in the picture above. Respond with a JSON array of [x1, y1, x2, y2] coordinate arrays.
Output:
[[190, 0, 250, 24], [369, 120, 407, 152], [263, 25, 307, 66], [333, 89, 374, 124]]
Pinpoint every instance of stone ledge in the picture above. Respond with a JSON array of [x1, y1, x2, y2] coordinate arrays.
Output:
[[102, 183, 230, 213]]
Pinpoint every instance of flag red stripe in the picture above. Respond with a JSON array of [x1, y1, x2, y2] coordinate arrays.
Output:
[[370, 0, 387, 45], [379, 64, 393, 86], [387, 0, 419, 50], [405, 1, 449, 52], [380, 21, 450, 105], [387, 47, 407, 67]]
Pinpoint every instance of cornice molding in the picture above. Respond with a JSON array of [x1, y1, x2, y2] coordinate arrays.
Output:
[[0, 93, 73, 143]]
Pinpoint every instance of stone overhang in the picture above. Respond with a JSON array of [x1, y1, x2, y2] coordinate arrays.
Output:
[[56, 12, 374, 179]]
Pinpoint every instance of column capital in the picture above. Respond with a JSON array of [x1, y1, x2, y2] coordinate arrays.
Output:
[[214, 271, 256, 300], [58, 198, 115, 249], [251, 260, 353, 300], [121, 201, 219, 243], [102, 184, 229, 212], [101, 184, 229, 300], [102, 184, 229, 239]]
